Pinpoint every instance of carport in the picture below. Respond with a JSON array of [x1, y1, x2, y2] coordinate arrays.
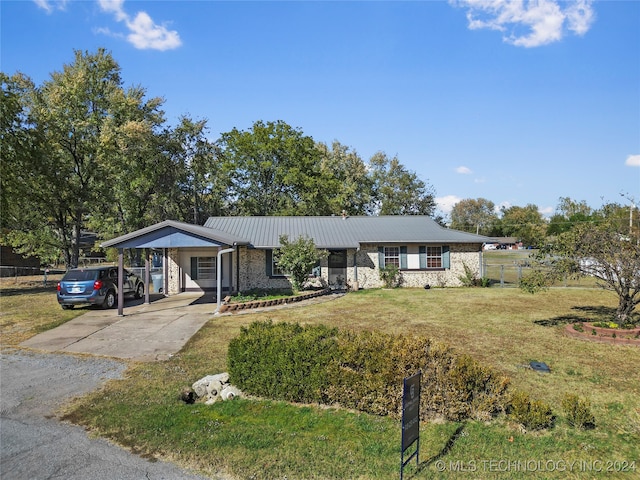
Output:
[[101, 220, 249, 316]]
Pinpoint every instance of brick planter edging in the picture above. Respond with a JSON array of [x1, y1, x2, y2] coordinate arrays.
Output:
[[218, 289, 331, 313], [564, 322, 640, 346]]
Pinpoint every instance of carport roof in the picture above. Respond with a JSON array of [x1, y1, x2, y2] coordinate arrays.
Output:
[[100, 220, 250, 249]]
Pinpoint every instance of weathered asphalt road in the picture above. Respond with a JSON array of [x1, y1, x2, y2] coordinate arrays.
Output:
[[0, 349, 215, 480]]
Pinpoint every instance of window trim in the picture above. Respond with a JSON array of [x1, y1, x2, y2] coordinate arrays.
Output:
[[383, 246, 400, 268], [266, 249, 321, 278], [190, 256, 218, 281], [378, 245, 450, 271], [266, 249, 286, 277]]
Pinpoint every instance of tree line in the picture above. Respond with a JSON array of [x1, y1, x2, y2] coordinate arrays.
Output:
[[2, 49, 636, 269], [1, 49, 435, 267], [449, 197, 638, 248]]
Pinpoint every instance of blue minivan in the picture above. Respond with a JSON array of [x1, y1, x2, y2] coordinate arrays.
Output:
[[57, 266, 144, 310]]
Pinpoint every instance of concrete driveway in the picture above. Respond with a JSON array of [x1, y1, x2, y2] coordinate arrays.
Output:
[[21, 293, 218, 362]]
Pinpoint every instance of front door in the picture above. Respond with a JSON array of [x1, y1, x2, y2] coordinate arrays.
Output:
[[328, 250, 347, 288]]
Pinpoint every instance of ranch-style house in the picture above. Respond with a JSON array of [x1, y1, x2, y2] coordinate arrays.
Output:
[[101, 215, 489, 311]]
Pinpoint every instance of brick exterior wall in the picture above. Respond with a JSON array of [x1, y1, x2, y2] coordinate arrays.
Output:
[[167, 248, 181, 295], [234, 243, 482, 292], [237, 247, 292, 292]]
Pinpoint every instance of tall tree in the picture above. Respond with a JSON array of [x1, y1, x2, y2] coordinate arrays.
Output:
[[89, 86, 168, 244], [316, 141, 374, 216], [450, 198, 498, 235], [1, 73, 62, 265], [1, 73, 35, 230], [498, 204, 547, 247], [218, 120, 326, 216], [163, 116, 229, 224], [3, 50, 122, 266], [368, 152, 436, 216], [2, 49, 167, 267]]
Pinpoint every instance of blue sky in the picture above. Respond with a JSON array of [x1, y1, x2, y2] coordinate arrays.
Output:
[[2, 0, 639, 219]]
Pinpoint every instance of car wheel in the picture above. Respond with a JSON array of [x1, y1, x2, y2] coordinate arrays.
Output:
[[135, 283, 144, 299], [61, 305, 74, 310], [103, 290, 116, 309]]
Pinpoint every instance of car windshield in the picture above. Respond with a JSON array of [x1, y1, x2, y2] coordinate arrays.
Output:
[[62, 269, 100, 282]]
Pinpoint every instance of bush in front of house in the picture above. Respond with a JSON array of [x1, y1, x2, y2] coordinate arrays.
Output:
[[227, 320, 338, 403], [227, 321, 511, 422], [379, 265, 401, 288]]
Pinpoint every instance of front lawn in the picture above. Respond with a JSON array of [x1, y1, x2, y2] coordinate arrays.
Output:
[[9, 284, 640, 479], [0, 274, 83, 347]]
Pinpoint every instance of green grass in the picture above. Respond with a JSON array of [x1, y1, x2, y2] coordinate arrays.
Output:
[[0, 274, 84, 347], [229, 288, 295, 303], [5, 279, 639, 479]]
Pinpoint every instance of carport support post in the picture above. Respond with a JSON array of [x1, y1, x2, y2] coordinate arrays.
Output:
[[215, 246, 236, 314], [144, 248, 150, 305], [117, 249, 124, 316]]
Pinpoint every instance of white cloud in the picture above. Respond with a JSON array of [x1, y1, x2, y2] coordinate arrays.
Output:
[[455, 166, 473, 174], [539, 205, 554, 218], [450, 0, 595, 48], [436, 195, 462, 215], [97, 0, 181, 51], [626, 154, 640, 167], [33, 0, 68, 14]]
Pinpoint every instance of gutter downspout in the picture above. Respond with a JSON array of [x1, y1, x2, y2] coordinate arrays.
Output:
[[215, 245, 236, 314], [354, 246, 359, 282]]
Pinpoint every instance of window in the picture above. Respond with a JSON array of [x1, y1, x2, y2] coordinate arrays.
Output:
[[425, 246, 442, 268], [419, 246, 449, 269], [384, 246, 400, 267], [271, 251, 285, 277], [380, 245, 450, 271], [266, 249, 319, 277], [197, 257, 216, 280]]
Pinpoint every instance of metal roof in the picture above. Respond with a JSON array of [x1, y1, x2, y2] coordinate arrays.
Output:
[[204, 216, 489, 249], [101, 216, 490, 250]]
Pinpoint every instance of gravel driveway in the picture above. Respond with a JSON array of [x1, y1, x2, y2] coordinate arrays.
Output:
[[0, 349, 214, 480]]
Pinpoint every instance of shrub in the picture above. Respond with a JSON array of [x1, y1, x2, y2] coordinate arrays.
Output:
[[227, 321, 338, 403], [379, 265, 401, 288], [508, 390, 554, 430], [229, 321, 511, 422], [275, 235, 327, 292], [561, 393, 596, 429], [324, 330, 429, 417], [458, 262, 480, 287]]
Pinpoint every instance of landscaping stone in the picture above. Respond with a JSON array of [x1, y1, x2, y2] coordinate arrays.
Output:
[[191, 373, 242, 405]]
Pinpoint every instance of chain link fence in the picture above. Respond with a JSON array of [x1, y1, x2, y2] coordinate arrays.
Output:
[[482, 252, 597, 288]]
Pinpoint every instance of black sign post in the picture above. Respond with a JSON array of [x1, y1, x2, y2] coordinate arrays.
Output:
[[400, 371, 421, 480]]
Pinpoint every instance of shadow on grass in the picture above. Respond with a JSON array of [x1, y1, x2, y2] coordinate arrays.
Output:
[[0, 285, 59, 296], [534, 305, 618, 327], [410, 423, 466, 478]]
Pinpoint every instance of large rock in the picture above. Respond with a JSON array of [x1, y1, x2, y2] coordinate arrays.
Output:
[[192, 373, 229, 398], [190, 372, 241, 405]]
